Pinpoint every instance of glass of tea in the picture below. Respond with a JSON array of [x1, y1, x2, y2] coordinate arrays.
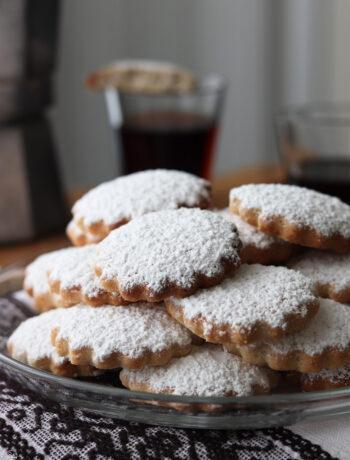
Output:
[[276, 103, 350, 204], [105, 75, 226, 178]]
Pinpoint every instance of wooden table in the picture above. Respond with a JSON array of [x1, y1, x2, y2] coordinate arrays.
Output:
[[0, 164, 284, 266]]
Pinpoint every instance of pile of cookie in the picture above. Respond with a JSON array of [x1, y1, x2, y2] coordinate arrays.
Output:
[[8, 170, 350, 406]]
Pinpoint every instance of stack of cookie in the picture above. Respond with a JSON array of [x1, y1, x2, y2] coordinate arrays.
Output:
[[226, 184, 350, 392], [8, 171, 350, 405]]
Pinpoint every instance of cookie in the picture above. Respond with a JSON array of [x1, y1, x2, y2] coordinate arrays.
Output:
[[94, 208, 242, 302], [166, 264, 318, 345], [288, 250, 350, 303], [225, 298, 350, 372], [51, 303, 192, 369], [66, 220, 102, 247], [24, 251, 73, 312], [216, 208, 295, 264], [120, 344, 278, 410], [285, 365, 350, 391], [7, 310, 99, 377], [47, 245, 129, 307], [85, 59, 196, 94], [229, 183, 350, 252], [72, 169, 212, 239]]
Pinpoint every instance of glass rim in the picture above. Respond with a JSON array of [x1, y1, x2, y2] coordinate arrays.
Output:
[[105, 74, 227, 100], [276, 102, 350, 126]]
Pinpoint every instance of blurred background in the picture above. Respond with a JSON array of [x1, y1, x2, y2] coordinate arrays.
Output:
[[1, 0, 350, 244], [53, 0, 350, 189]]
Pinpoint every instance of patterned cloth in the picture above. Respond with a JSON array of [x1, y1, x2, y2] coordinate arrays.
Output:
[[0, 371, 335, 460], [0, 296, 338, 460]]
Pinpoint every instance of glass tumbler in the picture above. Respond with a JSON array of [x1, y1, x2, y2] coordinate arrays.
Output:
[[276, 103, 350, 204], [105, 75, 226, 179]]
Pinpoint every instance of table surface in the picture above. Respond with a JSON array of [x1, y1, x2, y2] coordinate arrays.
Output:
[[0, 165, 284, 267]]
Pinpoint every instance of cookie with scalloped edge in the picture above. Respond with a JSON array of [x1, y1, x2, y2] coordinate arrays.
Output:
[[47, 245, 129, 307], [288, 250, 350, 303], [230, 183, 350, 252], [7, 310, 100, 377], [165, 264, 318, 346], [86, 59, 197, 94], [51, 303, 193, 369], [94, 208, 242, 302], [216, 208, 296, 264], [225, 299, 350, 372], [66, 220, 102, 247], [120, 344, 279, 412], [24, 250, 73, 312], [284, 364, 350, 391], [73, 169, 212, 239]]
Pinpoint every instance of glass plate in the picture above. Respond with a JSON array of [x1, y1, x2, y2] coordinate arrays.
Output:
[[1, 260, 350, 430]]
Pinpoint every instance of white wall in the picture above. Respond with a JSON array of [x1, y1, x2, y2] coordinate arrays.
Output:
[[331, 1, 350, 101], [52, 0, 350, 189]]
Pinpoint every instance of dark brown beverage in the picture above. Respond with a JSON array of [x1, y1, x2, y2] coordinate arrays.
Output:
[[288, 158, 350, 204], [117, 111, 218, 178]]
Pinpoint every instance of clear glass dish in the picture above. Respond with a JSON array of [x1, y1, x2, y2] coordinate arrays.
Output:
[[1, 260, 350, 430]]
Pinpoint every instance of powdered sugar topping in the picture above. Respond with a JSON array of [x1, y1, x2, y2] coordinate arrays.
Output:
[[249, 299, 350, 355], [8, 310, 67, 365], [53, 303, 192, 360], [95, 208, 241, 296], [121, 344, 272, 397], [73, 170, 211, 228], [48, 245, 116, 300], [66, 220, 101, 243], [24, 249, 68, 296], [230, 183, 350, 238], [289, 250, 350, 293], [303, 363, 350, 385], [217, 208, 289, 249], [169, 264, 317, 332]]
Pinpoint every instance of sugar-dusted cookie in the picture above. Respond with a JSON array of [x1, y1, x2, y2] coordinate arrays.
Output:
[[86, 59, 196, 94], [225, 299, 350, 372], [285, 364, 350, 391], [7, 310, 99, 377], [66, 220, 102, 247], [216, 208, 295, 264], [24, 251, 73, 312], [229, 183, 350, 252], [94, 208, 241, 302], [51, 303, 192, 369], [288, 250, 350, 303], [47, 245, 129, 307], [120, 344, 278, 406], [166, 264, 318, 345], [73, 169, 212, 239]]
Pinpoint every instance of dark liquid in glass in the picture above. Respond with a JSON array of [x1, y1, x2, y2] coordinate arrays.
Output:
[[118, 112, 217, 178], [288, 158, 350, 204]]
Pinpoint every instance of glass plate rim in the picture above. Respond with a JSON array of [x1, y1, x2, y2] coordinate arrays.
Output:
[[2, 349, 350, 406]]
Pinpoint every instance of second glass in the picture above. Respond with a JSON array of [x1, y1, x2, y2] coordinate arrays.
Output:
[[276, 103, 350, 205]]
